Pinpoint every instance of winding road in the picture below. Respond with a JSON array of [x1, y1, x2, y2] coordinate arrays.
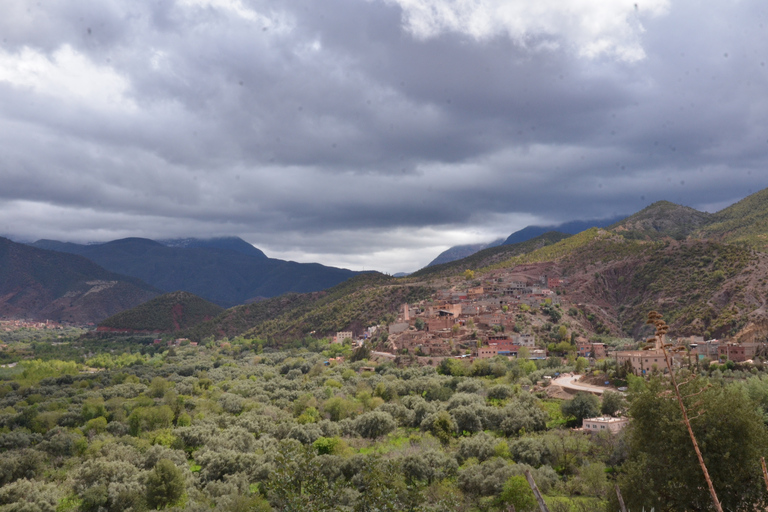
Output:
[[551, 373, 615, 395]]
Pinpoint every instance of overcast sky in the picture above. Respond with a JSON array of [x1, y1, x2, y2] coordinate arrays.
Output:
[[1, 0, 767, 273]]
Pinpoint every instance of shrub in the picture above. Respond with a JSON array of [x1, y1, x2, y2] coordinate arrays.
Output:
[[146, 459, 186, 509], [353, 411, 396, 439]]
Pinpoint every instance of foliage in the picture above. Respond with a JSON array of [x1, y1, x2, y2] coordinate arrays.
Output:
[[146, 459, 186, 509], [19, 359, 80, 385], [99, 291, 224, 332], [3, 330, 768, 512], [560, 393, 600, 426], [614, 378, 768, 512], [498, 475, 537, 512], [600, 390, 626, 416]]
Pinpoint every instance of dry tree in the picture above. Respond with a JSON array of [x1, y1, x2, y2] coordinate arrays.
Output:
[[644, 310, 722, 512]]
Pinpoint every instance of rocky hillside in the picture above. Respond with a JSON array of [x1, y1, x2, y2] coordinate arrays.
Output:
[[610, 201, 713, 240], [0, 237, 159, 324]]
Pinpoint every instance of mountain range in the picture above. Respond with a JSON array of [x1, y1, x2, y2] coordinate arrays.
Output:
[[28, 237, 359, 308], [141, 187, 768, 346], [7, 187, 768, 339]]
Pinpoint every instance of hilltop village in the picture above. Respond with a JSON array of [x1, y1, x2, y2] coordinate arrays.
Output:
[[331, 272, 767, 376], [383, 273, 560, 360]]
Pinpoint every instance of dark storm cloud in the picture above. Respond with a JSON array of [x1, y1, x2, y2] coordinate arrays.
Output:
[[1, 0, 767, 272]]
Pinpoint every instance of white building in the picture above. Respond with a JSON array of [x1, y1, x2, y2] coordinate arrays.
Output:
[[582, 416, 629, 434]]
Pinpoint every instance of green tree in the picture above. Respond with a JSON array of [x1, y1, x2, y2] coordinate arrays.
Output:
[[498, 475, 537, 512], [600, 390, 626, 417], [146, 459, 186, 509], [267, 444, 339, 512], [421, 411, 456, 445], [464, 269, 475, 280], [350, 342, 371, 362], [560, 392, 599, 426], [354, 411, 396, 439], [613, 378, 768, 512]]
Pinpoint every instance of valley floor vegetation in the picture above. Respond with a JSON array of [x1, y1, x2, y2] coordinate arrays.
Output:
[[2, 336, 768, 511]]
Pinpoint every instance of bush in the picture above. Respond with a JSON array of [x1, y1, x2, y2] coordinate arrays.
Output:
[[499, 394, 548, 436], [0, 478, 60, 512], [146, 459, 186, 509], [600, 390, 626, 416], [401, 449, 458, 486], [560, 393, 600, 426], [353, 411, 396, 439], [498, 475, 537, 512], [420, 411, 457, 445], [487, 385, 513, 400], [509, 437, 550, 467], [457, 432, 498, 463]]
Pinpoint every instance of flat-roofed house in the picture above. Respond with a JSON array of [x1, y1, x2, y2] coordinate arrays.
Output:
[[583, 416, 629, 433]]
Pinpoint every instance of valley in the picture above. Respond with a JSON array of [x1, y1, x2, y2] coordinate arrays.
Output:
[[4, 189, 768, 511]]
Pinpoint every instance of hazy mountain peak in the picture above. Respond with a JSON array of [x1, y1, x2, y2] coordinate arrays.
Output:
[[503, 216, 627, 246], [427, 238, 506, 267]]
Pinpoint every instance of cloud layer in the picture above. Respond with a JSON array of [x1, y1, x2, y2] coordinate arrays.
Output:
[[1, 0, 767, 273]]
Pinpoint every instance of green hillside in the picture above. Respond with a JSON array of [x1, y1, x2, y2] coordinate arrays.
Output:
[[411, 231, 571, 279], [483, 228, 617, 271], [697, 188, 768, 247], [98, 291, 224, 332], [181, 272, 432, 344]]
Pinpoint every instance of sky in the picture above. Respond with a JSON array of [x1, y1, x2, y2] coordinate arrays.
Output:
[[1, 0, 767, 274]]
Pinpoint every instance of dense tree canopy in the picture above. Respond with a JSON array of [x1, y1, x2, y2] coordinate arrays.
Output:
[[1, 333, 768, 512]]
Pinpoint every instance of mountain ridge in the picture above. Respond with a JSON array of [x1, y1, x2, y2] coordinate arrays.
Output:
[[427, 238, 505, 267], [28, 236, 359, 308], [423, 216, 627, 269]]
